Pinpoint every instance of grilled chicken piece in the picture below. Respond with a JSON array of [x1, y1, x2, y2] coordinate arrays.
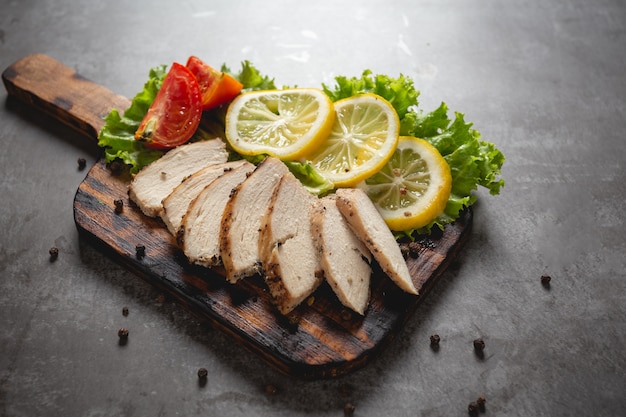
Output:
[[162, 160, 250, 236], [220, 157, 290, 283], [128, 139, 228, 218], [179, 161, 255, 268], [311, 195, 372, 315], [259, 173, 323, 314], [335, 188, 418, 295]]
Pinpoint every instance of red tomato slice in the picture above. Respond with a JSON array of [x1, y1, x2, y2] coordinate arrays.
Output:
[[186, 56, 243, 110], [135, 62, 202, 149]]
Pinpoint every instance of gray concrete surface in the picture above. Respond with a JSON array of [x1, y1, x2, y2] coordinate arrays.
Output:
[[1, 0, 625, 416]]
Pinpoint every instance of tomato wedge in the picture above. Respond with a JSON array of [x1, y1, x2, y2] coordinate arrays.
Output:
[[186, 56, 243, 110], [135, 62, 202, 149]]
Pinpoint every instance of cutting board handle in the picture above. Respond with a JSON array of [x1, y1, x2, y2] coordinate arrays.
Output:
[[2, 54, 131, 140]]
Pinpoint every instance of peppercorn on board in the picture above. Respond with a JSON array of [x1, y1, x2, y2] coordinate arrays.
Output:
[[2, 54, 473, 379]]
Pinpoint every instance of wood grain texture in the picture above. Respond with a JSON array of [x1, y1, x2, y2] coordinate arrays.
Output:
[[2, 54, 130, 139], [4, 54, 473, 379]]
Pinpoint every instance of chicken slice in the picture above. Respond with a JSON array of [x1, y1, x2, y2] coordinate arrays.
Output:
[[179, 161, 255, 268], [220, 157, 290, 283], [335, 188, 418, 295], [128, 139, 228, 217], [259, 173, 323, 314], [162, 160, 250, 236], [311, 195, 372, 315]]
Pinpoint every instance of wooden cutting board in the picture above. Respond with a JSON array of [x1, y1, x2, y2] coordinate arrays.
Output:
[[2, 54, 473, 379]]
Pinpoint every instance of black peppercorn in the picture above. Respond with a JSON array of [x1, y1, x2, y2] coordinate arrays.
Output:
[[400, 244, 410, 259], [49, 247, 59, 261], [197, 367, 208, 387], [135, 244, 146, 259], [473, 338, 485, 352], [108, 160, 124, 175], [77, 157, 87, 170], [430, 334, 441, 347], [477, 395, 486, 411], [122, 307, 129, 317], [114, 199, 124, 214], [541, 274, 551, 287], [343, 402, 356, 416], [408, 241, 421, 258]]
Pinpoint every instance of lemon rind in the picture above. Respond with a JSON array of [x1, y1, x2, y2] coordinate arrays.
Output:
[[225, 88, 335, 161], [358, 136, 452, 231], [308, 93, 400, 188]]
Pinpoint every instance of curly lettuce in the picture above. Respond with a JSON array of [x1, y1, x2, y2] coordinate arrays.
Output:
[[97, 65, 167, 173], [98, 63, 504, 236], [223, 60, 276, 91], [409, 103, 505, 234], [98, 61, 276, 173], [322, 70, 505, 235], [323, 70, 419, 121]]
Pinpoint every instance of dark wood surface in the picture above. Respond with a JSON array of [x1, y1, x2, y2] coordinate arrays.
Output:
[[3, 54, 473, 379], [2, 54, 130, 138]]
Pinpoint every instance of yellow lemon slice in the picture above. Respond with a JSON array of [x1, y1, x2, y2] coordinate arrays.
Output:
[[357, 136, 452, 231], [305, 93, 400, 188], [225, 88, 335, 160]]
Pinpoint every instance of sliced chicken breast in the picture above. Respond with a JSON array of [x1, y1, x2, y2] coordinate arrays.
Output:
[[179, 160, 255, 268], [335, 188, 418, 295], [259, 173, 323, 314], [128, 139, 228, 217], [162, 160, 250, 236], [220, 157, 289, 283], [311, 195, 372, 315]]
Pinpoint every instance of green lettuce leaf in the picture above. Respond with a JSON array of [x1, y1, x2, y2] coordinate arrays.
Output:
[[322, 70, 419, 119], [323, 72, 505, 237], [283, 161, 334, 196], [98, 61, 277, 173], [97, 65, 167, 173], [223, 60, 277, 91], [98, 61, 504, 238], [402, 103, 505, 236]]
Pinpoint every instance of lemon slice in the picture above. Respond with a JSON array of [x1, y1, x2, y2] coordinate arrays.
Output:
[[225, 88, 335, 160], [305, 93, 400, 188], [357, 136, 452, 231]]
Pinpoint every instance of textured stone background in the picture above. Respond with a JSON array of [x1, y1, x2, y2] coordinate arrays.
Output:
[[1, 1, 624, 416]]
